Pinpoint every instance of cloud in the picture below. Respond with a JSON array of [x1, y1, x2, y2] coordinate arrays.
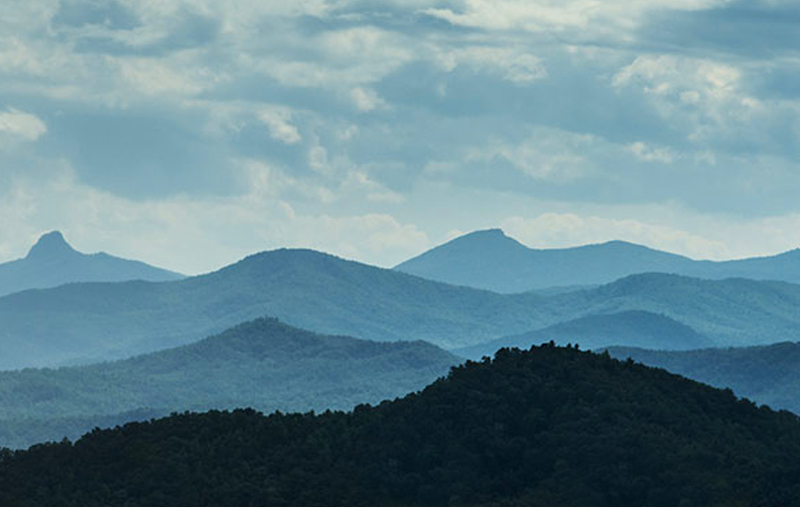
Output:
[[350, 87, 388, 112], [0, 108, 47, 141], [0, 164, 429, 274], [435, 46, 547, 84], [258, 106, 302, 144], [628, 142, 675, 163]]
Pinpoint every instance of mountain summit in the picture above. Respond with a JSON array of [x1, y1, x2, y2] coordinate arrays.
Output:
[[0, 231, 183, 297], [395, 229, 800, 293], [24, 231, 78, 260]]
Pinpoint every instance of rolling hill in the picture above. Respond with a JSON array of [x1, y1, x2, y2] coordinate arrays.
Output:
[[0, 231, 183, 297], [0, 317, 458, 449], [607, 342, 800, 415], [455, 310, 712, 360], [3, 346, 800, 506], [395, 228, 800, 293]]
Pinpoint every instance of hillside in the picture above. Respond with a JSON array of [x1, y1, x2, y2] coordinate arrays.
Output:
[[0, 318, 458, 449], [0, 231, 183, 297], [395, 228, 800, 293], [0, 248, 545, 370], [3, 346, 800, 506], [607, 342, 800, 415], [455, 310, 712, 360]]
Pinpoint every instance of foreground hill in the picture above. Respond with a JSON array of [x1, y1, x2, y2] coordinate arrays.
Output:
[[0, 318, 457, 449], [396, 228, 800, 293], [0, 231, 183, 297], [3, 346, 800, 506], [0, 248, 544, 369], [607, 342, 800, 415], [456, 310, 712, 360]]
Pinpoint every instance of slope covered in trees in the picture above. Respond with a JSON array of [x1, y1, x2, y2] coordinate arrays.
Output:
[[395, 228, 800, 293], [607, 342, 800, 415], [0, 231, 183, 297], [2, 346, 800, 506], [0, 318, 457, 449]]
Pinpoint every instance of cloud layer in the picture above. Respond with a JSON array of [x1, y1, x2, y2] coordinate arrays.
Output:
[[1, 0, 800, 272]]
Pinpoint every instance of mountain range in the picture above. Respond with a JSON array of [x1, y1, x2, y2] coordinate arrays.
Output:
[[0, 231, 183, 297], [3, 345, 800, 506], [0, 317, 457, 449], [4, 247, 800, 369], [0, 248, 545, 370], [395, 228, 800, 293]]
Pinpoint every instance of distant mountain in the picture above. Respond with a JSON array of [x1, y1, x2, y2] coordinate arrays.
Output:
[[549, 273, 800, 346], [4, 346, 800, 506], [3, 250, 800, 370], [607, 342, 800, 415], [0, 231, 183, 297], [455, 310, 712, 360], [0, 248, 546, 369], [395, 228, 800, 293], [0, 317, 458, 449]]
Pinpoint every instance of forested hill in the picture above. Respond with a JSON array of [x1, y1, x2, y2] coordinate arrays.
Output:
[[3, 346, 800, 507], [0, 231, 183, 297], [607, 342, 800, 415], [0, 318, 458, 449]]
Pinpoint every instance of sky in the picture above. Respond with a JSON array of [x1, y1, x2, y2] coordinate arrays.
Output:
[[2, 0, 800, 275]]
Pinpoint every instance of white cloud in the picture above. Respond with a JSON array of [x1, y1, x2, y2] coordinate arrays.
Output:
[[0, 108, 47, 141], [435, 46, 547, 84], [258, 106, 302, 144], [0, 164, 428, 274], [628, 141, 675, 163], [350, 87, 388, 112], [466, 128, 598, 181]]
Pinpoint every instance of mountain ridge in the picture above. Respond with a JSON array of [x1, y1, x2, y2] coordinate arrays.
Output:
[[395, 228, 800, 293], [0, 231, 183, 297]]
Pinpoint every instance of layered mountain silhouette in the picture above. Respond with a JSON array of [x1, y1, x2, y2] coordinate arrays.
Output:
[[0, 248, 545, 369], [0, 231, 183, 297], [0, 317, 458, 449], [3, 346, 800, 506], [395, 228, 800, 293], [3, 249, 800, 370], [608, 341, 800, 416], [455, 310, 712, 360]]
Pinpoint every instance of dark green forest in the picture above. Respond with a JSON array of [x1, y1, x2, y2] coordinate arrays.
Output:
[[2, 345, 800, 507], [0, 318, 457, 449]]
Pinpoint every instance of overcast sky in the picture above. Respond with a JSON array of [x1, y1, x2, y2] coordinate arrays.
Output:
[[2, 0, 800, 274]]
